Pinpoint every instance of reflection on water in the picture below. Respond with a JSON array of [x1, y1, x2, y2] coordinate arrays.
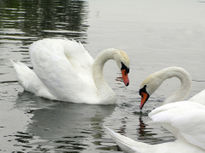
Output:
[[0, 0, 88, 41], [137, 112, 175, 144], [14, 92, 116, 152], [138, 114, 147, 137]]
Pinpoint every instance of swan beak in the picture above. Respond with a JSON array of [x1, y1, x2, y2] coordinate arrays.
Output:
[[140, 92, 149, 109], [121, 69, 129, 86]]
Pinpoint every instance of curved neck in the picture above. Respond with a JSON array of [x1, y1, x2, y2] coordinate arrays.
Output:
[[157, 67, 192, 104], [92, 48, 118, 89]]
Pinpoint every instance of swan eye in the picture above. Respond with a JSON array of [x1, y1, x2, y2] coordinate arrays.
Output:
[[121, 62, 129, 74]]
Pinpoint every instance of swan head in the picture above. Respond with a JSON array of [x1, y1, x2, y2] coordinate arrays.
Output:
[[139, 73, 162, 109], [114, 50, 130, 86]]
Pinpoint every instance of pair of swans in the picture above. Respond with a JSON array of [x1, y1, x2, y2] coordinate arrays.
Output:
[[13, 38, 205, 152], [106, 66, 205, 153]]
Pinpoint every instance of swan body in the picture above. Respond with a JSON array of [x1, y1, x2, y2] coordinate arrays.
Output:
[[106, 101, 205, 153], [12, 38, 130, 104], [139, 66, 205, 109], [189, 89, 205, 105]]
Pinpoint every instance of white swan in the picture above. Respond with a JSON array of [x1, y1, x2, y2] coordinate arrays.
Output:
[[106, 67, 205, 153], [12, 38, 130, 104], [106, 101, 205, 153], [139, 66, 205, 109]]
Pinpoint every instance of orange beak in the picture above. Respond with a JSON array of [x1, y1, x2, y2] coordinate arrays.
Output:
[[140, 92, 149, 109], [121, 69, 129, 86]]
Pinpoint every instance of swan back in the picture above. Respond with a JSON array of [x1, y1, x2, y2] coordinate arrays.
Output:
[[30, 38, 94, 71], [149, 101, 205, 150], [189, 89, 205, 105]]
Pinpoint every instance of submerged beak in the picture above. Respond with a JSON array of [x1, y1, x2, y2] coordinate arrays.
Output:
[[140, 91, 149, 109], [121, 69, 129, 86]]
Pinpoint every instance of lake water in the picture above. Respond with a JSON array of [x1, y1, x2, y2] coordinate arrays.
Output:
[[0, 0, 205, 152]]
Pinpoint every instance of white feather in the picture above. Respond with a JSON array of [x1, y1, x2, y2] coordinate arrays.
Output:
[[11, 60, 56, 100], [149, 101, 205, 150]]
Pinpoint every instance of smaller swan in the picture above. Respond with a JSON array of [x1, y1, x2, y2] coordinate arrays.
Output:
[[106, 101, 205, 153], [12, 38, 130, 104], [139, 66, 204, 109], [106, 67, 205, 152]]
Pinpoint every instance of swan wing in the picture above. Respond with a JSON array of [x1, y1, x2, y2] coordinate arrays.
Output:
[[11, 60, 56, 99], [30, 38, 94, 71], [105, 127, 150, 153], [149, 101, 205, 150], [189, 89, 205, 105], [29, 38, 97, 103], [59, 38, 94, 70]]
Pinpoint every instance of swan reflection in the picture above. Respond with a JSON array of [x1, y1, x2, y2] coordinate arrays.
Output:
[[15, 92, 115, 152]]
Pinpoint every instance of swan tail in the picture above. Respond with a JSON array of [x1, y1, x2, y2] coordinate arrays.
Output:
[[11, 60, 34, 89], [11, 60, 56, 99], [105, 127, 150, 153]]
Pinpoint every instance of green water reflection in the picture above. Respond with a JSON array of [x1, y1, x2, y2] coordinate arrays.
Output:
[[0, 0, 88, 41]]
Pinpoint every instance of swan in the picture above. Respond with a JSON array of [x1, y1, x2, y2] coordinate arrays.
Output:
[[12, 38, 130, 104], [139, 66, 205, 109], [106, 101, 205, 153], [106, 67, 205, 152]]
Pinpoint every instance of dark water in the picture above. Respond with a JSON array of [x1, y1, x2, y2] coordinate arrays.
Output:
[[0, 0, 205, 152]]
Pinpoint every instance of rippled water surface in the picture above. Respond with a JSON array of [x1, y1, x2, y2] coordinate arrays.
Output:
[[0, 0, 205, 152]]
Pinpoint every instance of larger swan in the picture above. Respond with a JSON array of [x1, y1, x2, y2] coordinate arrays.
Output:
[[12, 38, 130, 104], [106, 101, 205, 153], [139, 66, 205, 109]]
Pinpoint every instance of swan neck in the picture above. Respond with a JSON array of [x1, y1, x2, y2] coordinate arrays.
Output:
[[92, 49, 118, 88], [160, 67, 192, 103]]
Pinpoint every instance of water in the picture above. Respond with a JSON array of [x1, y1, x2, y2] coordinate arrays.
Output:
[[0, 0, 205, 152]]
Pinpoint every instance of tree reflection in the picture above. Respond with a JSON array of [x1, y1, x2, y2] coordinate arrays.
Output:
[[0, 0, 88, 42]]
